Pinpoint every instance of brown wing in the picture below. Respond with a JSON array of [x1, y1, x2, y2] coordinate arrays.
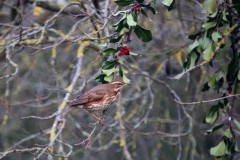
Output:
[[69, 85, 108, 107]]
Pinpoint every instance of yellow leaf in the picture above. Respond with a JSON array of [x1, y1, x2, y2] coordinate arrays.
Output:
[[58, 100, 67, 110], [155, 63, 164, 74], [2, 114, 8, 126], [115, 111, 121, 120], [112, 140, 119, 144], [49, 130, 56, 153], [33, 6, 43, 16], [174, 49, 184, 66], [64, 85, 72, 92], [77, 41, 89, 58], [51, 46, 57, 59], [119, 139, 126, 147]]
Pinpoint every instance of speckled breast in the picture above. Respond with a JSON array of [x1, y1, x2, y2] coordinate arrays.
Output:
[[84, 94, 120, 113]]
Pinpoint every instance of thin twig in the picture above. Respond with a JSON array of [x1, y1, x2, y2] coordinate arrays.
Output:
[[175, 94, 240, 105], [117, 94, 133, 160], [75, 125, 97, 147], [21, 111, 58, 120]]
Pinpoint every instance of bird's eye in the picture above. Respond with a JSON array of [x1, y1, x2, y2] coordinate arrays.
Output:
[[118, 83, 122, 87]]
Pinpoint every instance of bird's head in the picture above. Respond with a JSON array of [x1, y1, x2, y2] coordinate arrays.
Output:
[[110, 80, 127, 92]]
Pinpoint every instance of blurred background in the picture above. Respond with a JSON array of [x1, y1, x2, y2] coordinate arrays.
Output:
[[0, 0, 229, 159]]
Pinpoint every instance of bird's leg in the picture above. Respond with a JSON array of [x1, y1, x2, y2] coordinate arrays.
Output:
[[90, 113, 104, 125], [98, 115, 104, 125]]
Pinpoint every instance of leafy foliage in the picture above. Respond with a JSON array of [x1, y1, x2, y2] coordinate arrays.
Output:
[[181, 0, 240, 159], [96, 0, 156, 83]]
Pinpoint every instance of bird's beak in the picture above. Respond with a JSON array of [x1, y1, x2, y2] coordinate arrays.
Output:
[[123, 82, 128, 86]]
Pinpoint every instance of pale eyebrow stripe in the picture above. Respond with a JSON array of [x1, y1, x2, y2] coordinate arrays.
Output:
[[110, 81, 121, 84]]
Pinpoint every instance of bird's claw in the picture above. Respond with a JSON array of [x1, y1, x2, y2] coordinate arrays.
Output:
[[89, 117, 104, 126], [97, 117, 104, 125]]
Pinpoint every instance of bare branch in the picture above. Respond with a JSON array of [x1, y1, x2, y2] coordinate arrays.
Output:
[[175, 93, 240, 105], [116, 94, 133, 160]]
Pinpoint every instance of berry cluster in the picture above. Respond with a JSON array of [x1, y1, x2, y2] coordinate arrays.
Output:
[[118, 47, 130, 56], [134, 6, 141, 13]]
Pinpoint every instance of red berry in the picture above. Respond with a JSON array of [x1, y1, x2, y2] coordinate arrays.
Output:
[[118, 52, 123, 56], [118, 47, 130, 56], [134, 6, 141, 13]]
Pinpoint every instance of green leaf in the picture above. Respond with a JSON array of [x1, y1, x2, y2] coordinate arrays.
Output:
[[223, 128, 232, 139], [188, 40, 199, 52], [162, 0, 175, 11], [189, 52, 198, 69], [222, 9, 228, 22], [209, 10, 218, 18], [123, 74, 131, 84], [204, 0, 217, 14], [183, 51, 198, 69], [113, 14, 126, 27], [215, 77, 224, 92], [222, 96, 228, 106], [103, 48, 118, 56], [119, 67, 123, 77], [204, 105, 219, 124], [217, 101, 225, 109], [235, 143, 240, 152], [134, 25, 152, 42], [211, 32, 222, 43], [188, 30, 204, 40], [115, 19, 126, 32], [234, 119, 240, 129], [95, 74, 108, 84], [208, 74, 216, 88], [115, 0, 133, 6], [210, 141, 227, 156], [132, 11, 138, 21], [140, 8, 148, 17], [104, 74, 113, 82], [141, 4, 156, 14], [232, 0, 240, 14], [112, 11, 127, 16], [205, 124, 224, 134], [118, 58, 124, 64], [202, 22, 216, 30], [227, 56, 240, 82], [203, 41, 214, 61], [109, 35, 123, 43], [200, 36, 211, 49], [204, 102, 223, 124], [113, 13, 128, 32], [205, 110, 218, 124], [162, 0, 174, 6], [102, 68, 115, 76], [238, 71, 240, 80], [126, 14, 137, 27], [147, 6, 156, 14], [102, 60, 116, 70]]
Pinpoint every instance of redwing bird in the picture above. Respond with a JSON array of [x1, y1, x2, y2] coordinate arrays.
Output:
[[65, 80, 127, 123]]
